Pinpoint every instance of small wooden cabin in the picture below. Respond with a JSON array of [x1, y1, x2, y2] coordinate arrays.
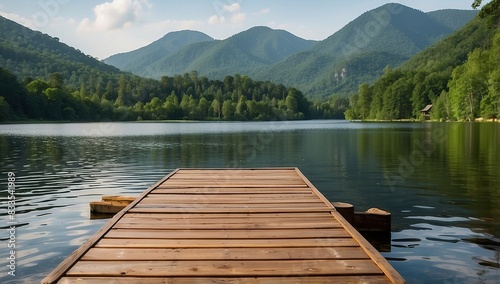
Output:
[[420, 105, 432, 120]]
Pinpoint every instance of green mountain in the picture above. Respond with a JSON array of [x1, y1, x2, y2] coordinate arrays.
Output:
[[105, 4, 475, 98], [427, 9, 478, 30], [401, 15, 492, 73], [0, 16, 318, 122], [138, 26, 317, 78], [0, 16, 121, 80], [103, 30, 214, 74], [255, 4, 477, 97], [344, 11, 499, 121]]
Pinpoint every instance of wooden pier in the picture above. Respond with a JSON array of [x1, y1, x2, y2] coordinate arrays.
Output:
[[43, 168, 404, 283]]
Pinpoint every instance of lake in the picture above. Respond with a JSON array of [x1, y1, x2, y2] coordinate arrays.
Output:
[[0, 120, 499, 283]]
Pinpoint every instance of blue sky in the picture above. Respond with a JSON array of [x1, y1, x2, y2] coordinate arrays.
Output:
[[0, 0, 487, 59]]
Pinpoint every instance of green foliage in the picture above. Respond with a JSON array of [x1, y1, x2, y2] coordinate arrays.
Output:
[[0, 96, 10, 121], [346, 11, 500, 121], [133, 27, 316, 80], [428, 9, 478, 30], [472, 0, 500, 26], [449, 29, 500, 120], [0, 65, 321, 121], [0, 67, 26, 118], [430, 91, 451, 121], [255, 4, 473, 97], [98, 5, 473, 98], [104, 31, 214, 73], [402, 16, 495, 73]]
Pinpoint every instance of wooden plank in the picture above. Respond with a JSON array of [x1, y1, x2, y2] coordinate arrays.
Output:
[[157, 184, 308, 188], [116, 218, 339, 225], [128, 207, 333, 213], [168, 175, 305, 180], [142, 196, 318, 202], [132, 202, 327, 209], [41, 169, 181, 284], [95, 238, 360, 248], [118, 216, 338, 224], [147, 193, 316, 198], [175, 168, 297, 174], [105, 228, 351, 239], [158, 181, 306, 185], [82, 247, 370, 261], [143, 195, 319, 203], [124, 212, 334, 219], [163, 177, 304, 181], [66, 259, 384, 277], [112, 221, 341, 230], [58, 276, 391, 284], [152, 188, 312, 194]]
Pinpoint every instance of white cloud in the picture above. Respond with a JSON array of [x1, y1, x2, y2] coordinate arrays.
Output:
[[66, 18, 77, 25], [231, 12, 246, 24], [210, 3, 245, 25], [257, 8, 270, 15], [223, 3, 240, 13], [79, 0, 150, 31], [208, 15, 225, 25]]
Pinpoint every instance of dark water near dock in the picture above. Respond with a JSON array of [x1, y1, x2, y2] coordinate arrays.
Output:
[[0, 120, 499, 283]]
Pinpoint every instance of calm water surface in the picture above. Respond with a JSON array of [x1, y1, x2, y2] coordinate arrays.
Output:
[[0, 120, 499, 283]]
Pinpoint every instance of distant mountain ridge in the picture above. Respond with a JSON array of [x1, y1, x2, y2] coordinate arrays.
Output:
[[0, 16, 121, 79], [105, 26, 317, 79], [103, 4, 477, 97], [254, 5, 477, 97], [427, 9, 478, 30], [0, 4, 478, 100], [103, 30, 214, 74]]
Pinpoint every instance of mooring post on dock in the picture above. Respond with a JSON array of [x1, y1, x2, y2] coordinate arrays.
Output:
[[332, 201, 354, 223]]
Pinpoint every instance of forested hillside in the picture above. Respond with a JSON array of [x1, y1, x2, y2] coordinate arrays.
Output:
[[139, 26, 317, 79], [104, 31, 214, 74], [345, 1, 499, 121], [103, 4, 475, 97], [1, 66, 343, 122], [428, 9, 478, 30], [0, 15, 351, 122], [254, 5, 476, 97], [0, 3, 486, 123]]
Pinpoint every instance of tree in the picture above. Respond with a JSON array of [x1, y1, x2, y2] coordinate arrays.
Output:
[[79, 82, 87, 100], [448, 49, 489, 120], [235, 95, 247, 119], [0, 96, 10, 121], [357, 83, 372, 120], [346, 94, 360, 120], [224, 76, 234, 92], [431, 91, 451, 121], [196, 98, 210, 120], [26, 79, 49, 94], [285, 91, 299, 113], [103, 81, 116, 101], [211, 99, 221, 119], [179, 94, 192, 117], [222, 100, 235, 120], [472, 0, 500, 26], [48, 73, 64, 89]]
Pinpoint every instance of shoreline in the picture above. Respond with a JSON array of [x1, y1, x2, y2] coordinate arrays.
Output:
[[2, 118, 499, 125]]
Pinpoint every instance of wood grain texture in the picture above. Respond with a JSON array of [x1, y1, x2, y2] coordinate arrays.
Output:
[[42, 168, 404, 284]]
